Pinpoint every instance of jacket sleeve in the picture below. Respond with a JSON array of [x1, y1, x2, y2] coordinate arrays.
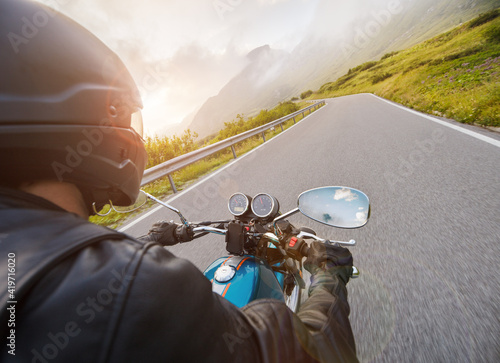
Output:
[[105, 241, 358, 363], [240, 270, 358, 363]]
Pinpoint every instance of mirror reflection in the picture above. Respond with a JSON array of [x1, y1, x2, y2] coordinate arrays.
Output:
[[298, 187, 370, 228]]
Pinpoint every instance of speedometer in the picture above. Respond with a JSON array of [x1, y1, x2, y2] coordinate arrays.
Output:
[[228, 193, 251, 216], [251, 193, 280, 219]]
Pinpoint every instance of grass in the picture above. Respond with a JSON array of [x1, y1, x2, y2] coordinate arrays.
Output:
[[310, 9, 500, 128], [90, 102, 322, 228]]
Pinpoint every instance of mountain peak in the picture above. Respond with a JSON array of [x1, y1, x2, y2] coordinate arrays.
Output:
[[247, 45, 271, 61]]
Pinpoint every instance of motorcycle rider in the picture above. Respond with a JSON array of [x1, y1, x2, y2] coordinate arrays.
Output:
[[0, 0, 358, 362]]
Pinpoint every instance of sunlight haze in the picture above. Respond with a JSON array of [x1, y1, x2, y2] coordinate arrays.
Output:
[[35, 0, 494, 136], [37, 0, 324, 135]]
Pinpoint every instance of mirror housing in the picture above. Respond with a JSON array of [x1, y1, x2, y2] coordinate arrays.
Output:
[[298, 187, 370, 229]]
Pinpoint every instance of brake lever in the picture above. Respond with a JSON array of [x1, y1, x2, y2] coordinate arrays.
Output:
[[327, 239, 356, 247], [296, 231, 356, 247]]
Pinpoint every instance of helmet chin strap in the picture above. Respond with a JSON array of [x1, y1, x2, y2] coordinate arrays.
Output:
[[80, 186, 138, 218], [77, 186, 104, 217]]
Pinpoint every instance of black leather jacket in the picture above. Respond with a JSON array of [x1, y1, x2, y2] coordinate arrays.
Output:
[[0, 188, 358, 362]]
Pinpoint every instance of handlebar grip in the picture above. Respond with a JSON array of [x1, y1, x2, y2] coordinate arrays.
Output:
[[300, 243, 310, 258], [175, 225, 194, 243]]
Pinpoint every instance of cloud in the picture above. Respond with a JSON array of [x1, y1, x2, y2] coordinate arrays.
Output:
[[37, 0, 254, 134], [334, 188, 359, 202], [356, 211, 367, 223], [34, 0, 408, 135]]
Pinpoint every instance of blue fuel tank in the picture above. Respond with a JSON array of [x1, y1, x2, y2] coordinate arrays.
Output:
[[204, 255, 285, 308]]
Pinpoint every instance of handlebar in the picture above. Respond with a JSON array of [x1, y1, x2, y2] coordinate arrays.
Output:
[[192, 226, 227, 235], [191, 227, 355, 245], [187, 224, 359, 279]]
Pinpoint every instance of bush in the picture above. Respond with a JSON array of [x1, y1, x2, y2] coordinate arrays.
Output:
[[468, 9, 499, 28], [381, 51, 399, 60], [300, 90, 313, 99], [371, 72, 393, 84], [486, 23, 500, 43], [319, 82, 334, 93], [351, 61, 378, 73], [429, 59, 444, 66], [213, 102, 300, 142], [144, 129, 198, 168], [443, 46, 483, 61], [336, 73, 356, 86]]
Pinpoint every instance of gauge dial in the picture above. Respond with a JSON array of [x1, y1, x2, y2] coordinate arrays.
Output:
[[251, 193, 280, 219], [228, 193, 251, 216]]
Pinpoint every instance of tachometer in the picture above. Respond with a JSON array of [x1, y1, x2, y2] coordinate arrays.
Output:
[[228, 193, 251, 216], [251, 193, 280, 219]]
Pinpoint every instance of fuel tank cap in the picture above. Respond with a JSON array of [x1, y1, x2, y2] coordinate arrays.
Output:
[[214, 265, 236, 283]]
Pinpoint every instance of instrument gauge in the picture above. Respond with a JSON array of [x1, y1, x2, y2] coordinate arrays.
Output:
[[228, 193, 251, 216], [251, 193, 280, 219]]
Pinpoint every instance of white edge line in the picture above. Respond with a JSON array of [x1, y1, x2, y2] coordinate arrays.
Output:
[[370, 94, 500, 148], [119, 104, 328, 232]]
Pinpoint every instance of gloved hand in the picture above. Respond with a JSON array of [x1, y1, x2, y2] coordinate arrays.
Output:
[[139, 221, 179, 246], [304, 242, 353, 285]]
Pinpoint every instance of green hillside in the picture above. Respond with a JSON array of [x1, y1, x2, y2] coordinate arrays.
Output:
[[312, 10, 500, 127], [307, 0, 500, 91]]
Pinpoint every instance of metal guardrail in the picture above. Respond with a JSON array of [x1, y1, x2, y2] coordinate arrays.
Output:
[[141, 101, 326, 192]]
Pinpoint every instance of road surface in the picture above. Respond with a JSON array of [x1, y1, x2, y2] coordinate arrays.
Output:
[[120, 93, 500, 363]]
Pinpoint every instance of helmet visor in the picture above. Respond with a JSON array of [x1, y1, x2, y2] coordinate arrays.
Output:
[[131, 109, 144, 138], [113, 190, 148, 213]]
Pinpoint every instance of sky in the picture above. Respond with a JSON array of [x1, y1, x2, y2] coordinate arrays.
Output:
[[36, 0, 392, 136]]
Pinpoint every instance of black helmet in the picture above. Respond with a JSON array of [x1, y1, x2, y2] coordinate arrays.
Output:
[[0, 0, 147, 209]]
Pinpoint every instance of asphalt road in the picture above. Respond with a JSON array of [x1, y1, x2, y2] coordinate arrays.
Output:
[[120, 94, 500, 363]]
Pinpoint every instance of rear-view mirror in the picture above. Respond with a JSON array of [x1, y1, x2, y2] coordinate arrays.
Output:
[[298, 187, 370, 228]]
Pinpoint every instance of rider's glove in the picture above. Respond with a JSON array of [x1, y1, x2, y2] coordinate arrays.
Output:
[[174, 224, 195, 243], [304, 242, 353, 285], [139, 221, 179, 246]]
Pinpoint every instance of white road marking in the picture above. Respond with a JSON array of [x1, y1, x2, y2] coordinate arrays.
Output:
[[370, 94, 500, 148]]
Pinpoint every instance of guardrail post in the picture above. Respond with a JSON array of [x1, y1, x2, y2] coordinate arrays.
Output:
[[280, 123, 284, 132], [293, 117, 296, 124], [168, 174, 178, 193], [231, 145, 237, 159], [261, 132, 266, 142]]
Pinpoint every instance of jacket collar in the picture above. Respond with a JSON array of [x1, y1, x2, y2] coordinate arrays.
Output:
[[0, 186, 66, 212]]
